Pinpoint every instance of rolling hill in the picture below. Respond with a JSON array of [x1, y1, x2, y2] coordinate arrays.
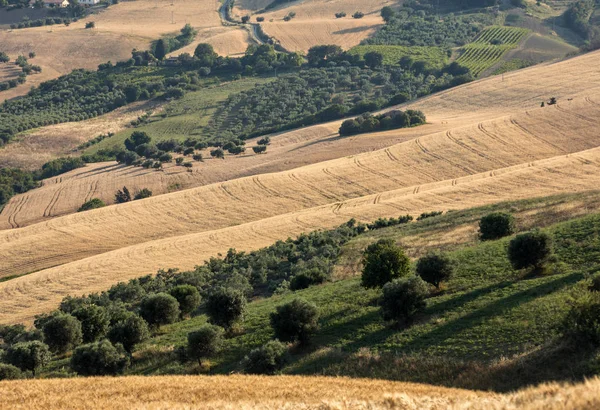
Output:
[[2, 51, 600, 324]]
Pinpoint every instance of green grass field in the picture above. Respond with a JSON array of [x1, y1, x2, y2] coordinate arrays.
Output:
[[82, 191, 599, 391], [348, 45, 449, 68], [85, 76, 275, 154], [457, 26, 530, 77]]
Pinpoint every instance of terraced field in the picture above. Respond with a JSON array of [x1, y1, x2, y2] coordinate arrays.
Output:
[[457, 26, 530, 76], [2, 50, 600, 324]]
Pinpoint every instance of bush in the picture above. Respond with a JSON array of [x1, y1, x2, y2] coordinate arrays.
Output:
[[352, 11, 365, 19], [42, 313, 83, 354], [270, 298, 319, 345], [0, 363, 23, 380], [252, 145, 267, 154], [134, 188, 152, 200], [210, 148, 225, 159], [507, 230, 552, 270], [193, 154, 204, 162], [5, 341, 51, 376], [169, 285, 201, 317], [78, 198, 106, 212], [85, 21, 95, 29], [380, 276, 429, 326], [70, 340, 129, 376], [139, 293, 180, 328], [289, 269, 327, 291], [206, 288, 246, 330], [563, 290, 600, 345], [243, 340, 289, 374], [115, 186, 132, 203], [361, 239, 410, 288], [186, 324, 224, 366], [479, 212, 515, 241], [72, 305, 110, 343], [416, 253, 453, 289], [108, 314, 150, 353]]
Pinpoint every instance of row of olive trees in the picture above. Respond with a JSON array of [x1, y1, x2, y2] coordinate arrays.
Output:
[[360, 212, 553, 326]]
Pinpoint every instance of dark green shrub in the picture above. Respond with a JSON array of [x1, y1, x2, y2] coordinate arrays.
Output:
[[133, 188, 152, 200], [169, 285, 201, 317], [114, 186, 132, 203], [590, 275, 600, 292], [186, 324, 224, 366], [108, 314, 150, 353], [290, 268, 327, 291], [563, 290, 600, 345], [479, 212, 515, 241], [5, 341, 51, 376], [270, 298, 319, 345], [78, 198, 105, 212], [206, 288, 246, 330], [0, 363, 23, 380], [70, 340, 129, 376], [380, 276, 429, 326], [416, 252, 453, 289], [361, 239, 410, 288], [139, 293, 180, 329], [242, 340, 289, 374], [42, 314, 83, 354], [507, 230, 552, 270], [72, 305, 110, 343]]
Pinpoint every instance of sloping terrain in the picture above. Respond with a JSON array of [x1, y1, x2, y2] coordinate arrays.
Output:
[[1, 374, 599, 409], [233, 0, 393, 52], [2, 51, 600, 324], [0, 0, 250, 101]]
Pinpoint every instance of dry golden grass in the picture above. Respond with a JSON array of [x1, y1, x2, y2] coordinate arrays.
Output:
[[3, 51, 600, 324], [234, 0, 393, 52], [1, 374, 600, 409], [0, 100, 162, 171], [0, 0, 250, 101]]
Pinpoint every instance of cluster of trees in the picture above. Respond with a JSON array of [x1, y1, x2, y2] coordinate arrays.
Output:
[[357, 211, 552, 326], [563, 0, 595, 39], [208, 64, 469, 141], [0, 53, 41, 93], [364, 1, 493, 47], [77, 186, 152, 212], [152, 24, 198, 61], [10, 16, 78, 29], [339, 109, 426, 136]]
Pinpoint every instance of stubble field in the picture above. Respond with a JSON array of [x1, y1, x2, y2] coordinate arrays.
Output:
[[2, 51, 600, 324]]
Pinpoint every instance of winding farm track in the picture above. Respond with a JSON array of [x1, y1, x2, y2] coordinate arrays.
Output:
[[3, 51, 600, 324]]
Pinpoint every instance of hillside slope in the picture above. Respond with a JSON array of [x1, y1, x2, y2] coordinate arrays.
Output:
[[1, 375, 599, 409], [3, 51, 600, 324]]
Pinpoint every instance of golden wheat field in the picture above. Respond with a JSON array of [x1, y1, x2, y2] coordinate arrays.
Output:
[[0, 0, 250, 101], [1, 374, 600, 409], [2, 51, 600, 324], [234, 0, 393, 52]]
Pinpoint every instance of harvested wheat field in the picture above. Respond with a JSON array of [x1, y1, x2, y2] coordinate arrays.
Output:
[[3, 51, 600, 324], [2, 374, 600, 409], [0, 0, 250, 101], [234, 0, 394, 52], [0, 100, 162, 171]]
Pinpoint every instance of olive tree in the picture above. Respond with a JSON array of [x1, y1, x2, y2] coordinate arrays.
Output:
[[139, 293, 180, 329], [70, 339, 130, 376], [206, 288, 246, 330], [242, 340, 289, 374], [416, 252, 454, 289], [361, 239, 410, 288], [5, 341, 51, 376], [186, 324, 224, 366], [507, 230, 552, 271], [380, 276, 429, 326], [42, 313, 83, 354], [270, 298, 319, 345], [108, 314, 150, 353]]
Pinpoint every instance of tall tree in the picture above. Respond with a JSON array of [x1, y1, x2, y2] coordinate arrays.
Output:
[[154, 39, 168, 61]]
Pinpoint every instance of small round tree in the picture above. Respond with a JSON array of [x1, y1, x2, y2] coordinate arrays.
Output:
[[5, 341, 51, 376], [479, 212, 515, 241], [361, 239, 410, 288], [78, 198, 106, 212], [507, 230, 552, 271], [380, 276, 429, 326], [0, 363, 23, 381], [186, 324, 224, 366], [416, 252, 454, 289], [72, 305, 110, 343], [42, 313, 83, 354], [206, 288, 247, 330], [169, 285, 201, 318], [70, 339, 130, 376], [139, 293, 180, 329], [270, 298, 319, 345], [242, 340, 289, 375], [108, 314, 150, 353]]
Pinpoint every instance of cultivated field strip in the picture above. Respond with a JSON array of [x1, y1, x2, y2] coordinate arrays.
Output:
[[3, 142, 600, 324], [5, 49, 600, 230], [1, 98, 599, 280]]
